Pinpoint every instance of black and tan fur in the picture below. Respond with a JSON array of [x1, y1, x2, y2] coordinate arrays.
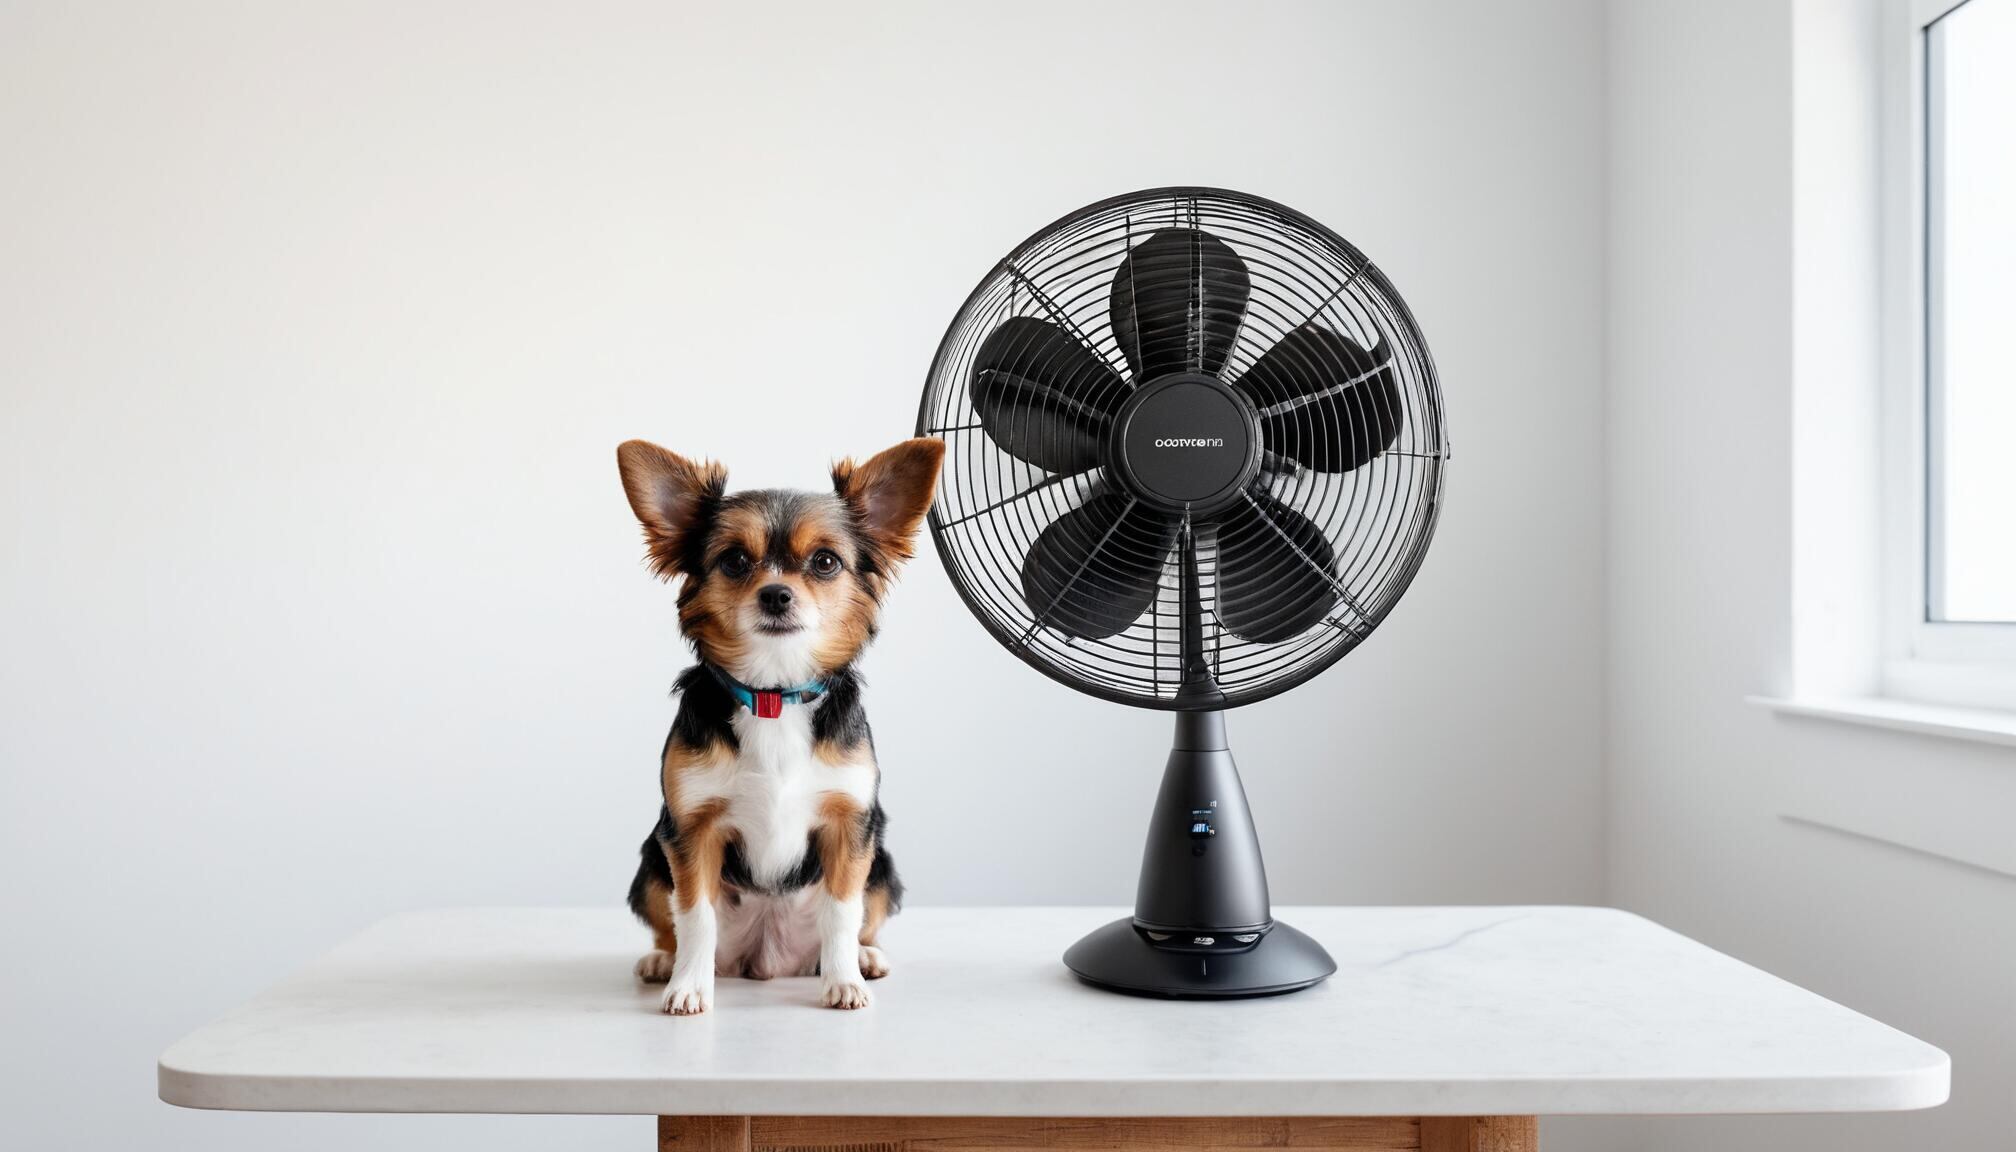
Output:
[[616, 437, 942, 1013]]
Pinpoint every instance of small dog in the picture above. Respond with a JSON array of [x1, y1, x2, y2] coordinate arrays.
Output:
[[617, 436, 943, 1014]]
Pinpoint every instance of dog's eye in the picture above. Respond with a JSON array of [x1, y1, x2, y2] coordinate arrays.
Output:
[[809, 549, 843, 578], [718, 548, 753, 578]]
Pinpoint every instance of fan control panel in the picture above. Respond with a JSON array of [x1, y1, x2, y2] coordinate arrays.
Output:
[[1139, 925, 1270, 953]]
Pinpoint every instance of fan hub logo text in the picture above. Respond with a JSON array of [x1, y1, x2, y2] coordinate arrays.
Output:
[[1152, 437, 1226, 448]]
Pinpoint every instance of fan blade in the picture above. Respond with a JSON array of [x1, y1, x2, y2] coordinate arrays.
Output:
[[1109, 228, 1251, 381], [1215, 491, 1340, 643], [1022, 492, 1179, 640], [1234, 326, 1403, 472], [970, 317, 1128, 473]]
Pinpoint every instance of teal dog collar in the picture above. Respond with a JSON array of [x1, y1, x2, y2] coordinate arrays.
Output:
[[706, 663, 826, 719]]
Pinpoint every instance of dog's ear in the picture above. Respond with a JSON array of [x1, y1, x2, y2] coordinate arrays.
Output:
[[617, 440, 726, 580], [833, 437, 945, 566]]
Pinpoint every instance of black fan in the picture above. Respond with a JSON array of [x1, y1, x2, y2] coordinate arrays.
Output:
[[919, 187, 1447, 997]]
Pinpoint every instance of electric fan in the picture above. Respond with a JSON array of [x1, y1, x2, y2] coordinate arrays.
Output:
[[917, 187, 1447, 997]]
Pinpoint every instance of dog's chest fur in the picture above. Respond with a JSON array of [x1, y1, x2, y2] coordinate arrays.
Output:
[[676, 702, 878, 977]]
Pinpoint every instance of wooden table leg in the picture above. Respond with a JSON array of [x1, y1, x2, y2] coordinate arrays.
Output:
[[659, 1115, 1540, 1151]]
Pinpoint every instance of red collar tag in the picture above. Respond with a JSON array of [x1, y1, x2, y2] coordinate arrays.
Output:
[[754, 690, 784, 719]]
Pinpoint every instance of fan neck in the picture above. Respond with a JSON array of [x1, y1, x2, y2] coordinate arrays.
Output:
[[1174, 525, 1228, 710], [1172, 709, 1227, 751]]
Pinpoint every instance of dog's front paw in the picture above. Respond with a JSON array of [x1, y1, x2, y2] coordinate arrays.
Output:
[[635, 950, 675, 984], [820, 976, 872, 1010], [859, 945, 890, 980], [661, 977, 714, 1016]]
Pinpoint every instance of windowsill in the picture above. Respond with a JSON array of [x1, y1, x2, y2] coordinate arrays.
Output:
[[1750, 695, 2016, 880], [1748, 694, 2016, 747]]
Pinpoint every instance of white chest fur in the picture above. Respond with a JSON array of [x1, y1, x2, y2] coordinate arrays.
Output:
[[674, 703, 878, 889]]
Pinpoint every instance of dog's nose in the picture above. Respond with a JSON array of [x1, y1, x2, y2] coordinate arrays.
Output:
[[758, 584, 794, 616]]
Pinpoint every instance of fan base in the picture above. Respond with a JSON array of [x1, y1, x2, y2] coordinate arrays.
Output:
[[1062, 918, 1336, 999]]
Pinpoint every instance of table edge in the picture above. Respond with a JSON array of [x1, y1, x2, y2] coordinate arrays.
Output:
[[158, 1057, 1953, 1117]]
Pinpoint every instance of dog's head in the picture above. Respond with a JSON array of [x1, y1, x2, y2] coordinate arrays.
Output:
[[617, 437, 944, 686]]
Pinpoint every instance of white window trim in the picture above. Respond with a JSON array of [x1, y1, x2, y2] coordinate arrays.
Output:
[[1879, 0, 2016, 710]]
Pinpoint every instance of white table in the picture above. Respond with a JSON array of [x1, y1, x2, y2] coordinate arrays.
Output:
[[160, 906, 1948, 1151]]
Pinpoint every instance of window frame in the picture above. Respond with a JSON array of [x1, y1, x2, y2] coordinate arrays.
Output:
[[1879, 0, 2016, 711]]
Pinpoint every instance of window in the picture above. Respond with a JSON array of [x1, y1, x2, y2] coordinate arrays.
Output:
[[1759, 0, 2016, 877], [1924, 0, 2016, 624], [1882, 0, 2016, 708]]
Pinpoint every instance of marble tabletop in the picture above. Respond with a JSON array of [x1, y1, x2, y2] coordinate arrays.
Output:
[[157, 906, 1948, 1117]]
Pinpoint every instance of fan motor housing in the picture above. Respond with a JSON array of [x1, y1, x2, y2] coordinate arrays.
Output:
[[1107, 373, 1261, 516]]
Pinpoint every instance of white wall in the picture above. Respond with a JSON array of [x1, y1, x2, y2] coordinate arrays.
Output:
[[1603, 1, 2016, 1149], [0, 2, 1608, 1149]]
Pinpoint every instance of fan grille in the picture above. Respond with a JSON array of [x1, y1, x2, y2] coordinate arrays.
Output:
[[918, 187, 1447, 710]]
